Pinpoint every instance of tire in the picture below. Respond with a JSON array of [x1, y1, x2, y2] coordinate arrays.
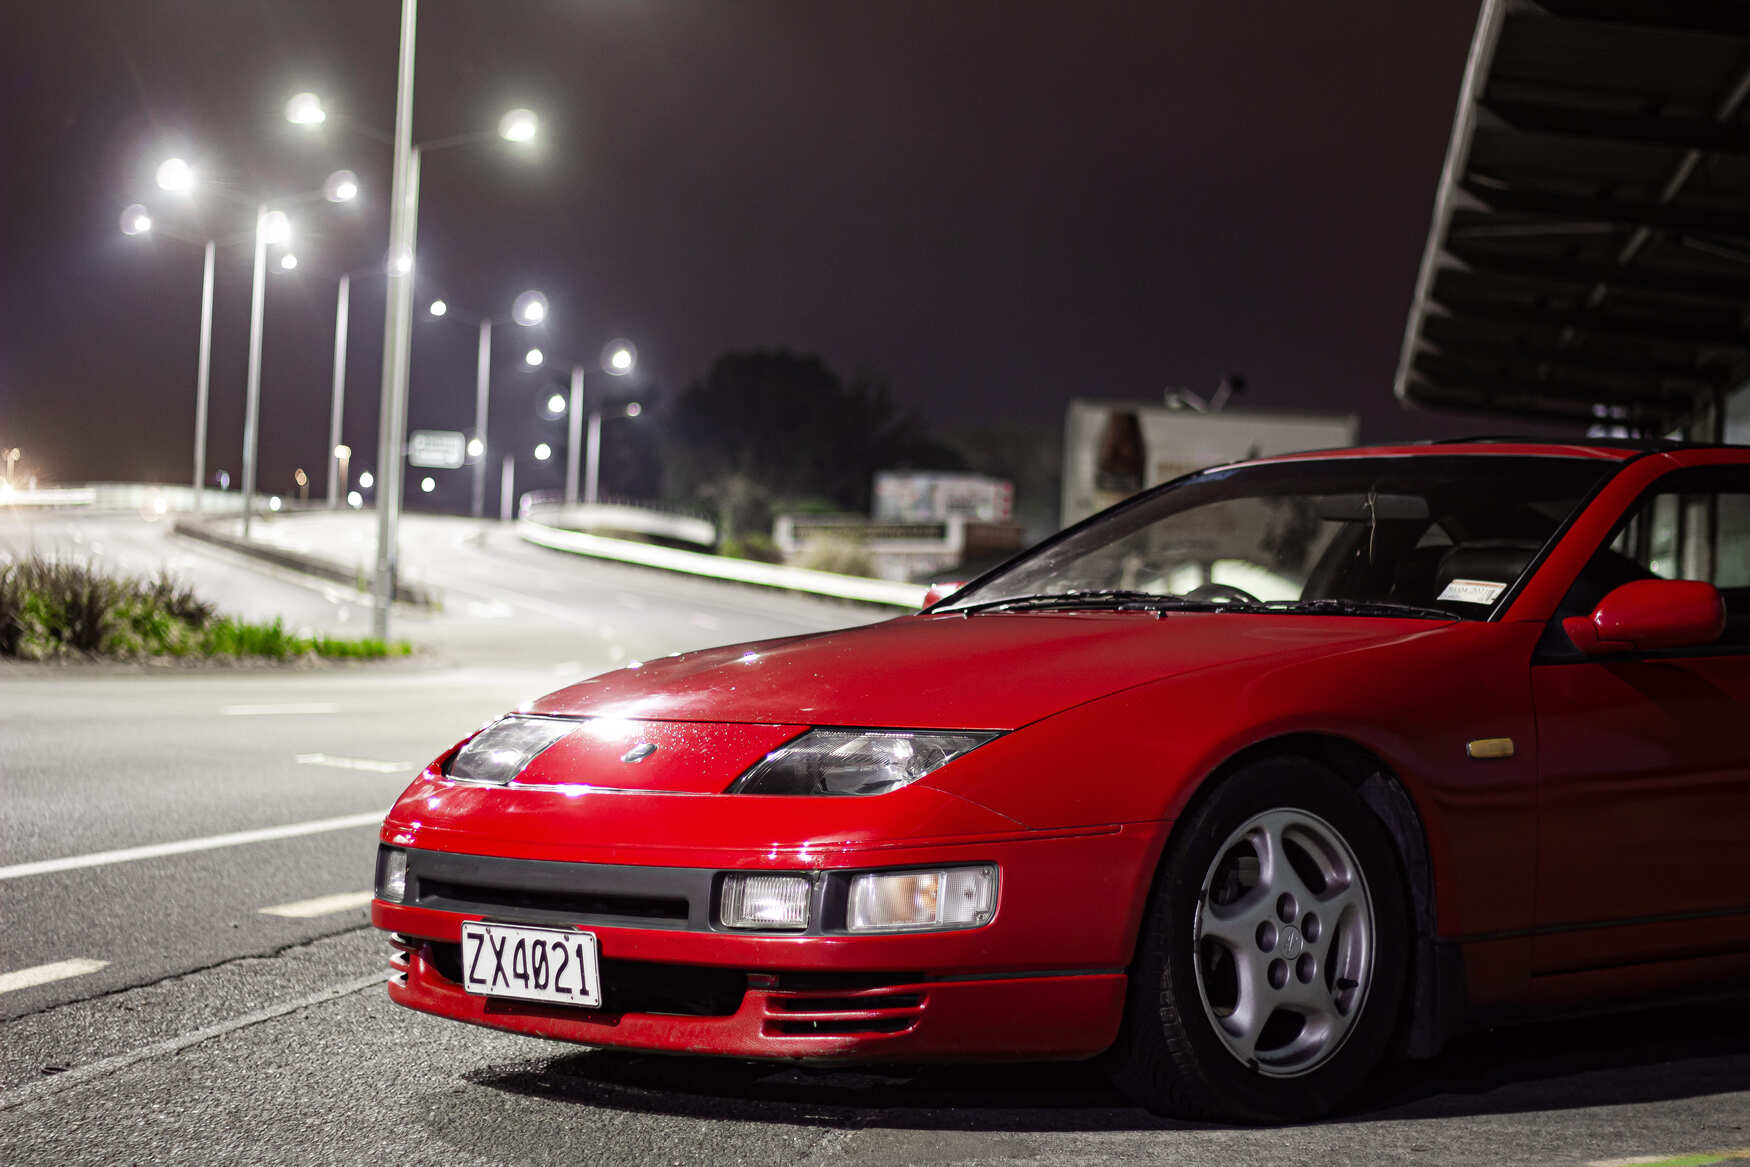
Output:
[[1109, 756, 1409, 1123]]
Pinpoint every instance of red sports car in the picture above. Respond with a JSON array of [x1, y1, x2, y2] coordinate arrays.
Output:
[[372, 439, 1749, 1121]]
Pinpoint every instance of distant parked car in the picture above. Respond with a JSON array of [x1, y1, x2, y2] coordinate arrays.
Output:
[[373, 439, 1749, 1121]]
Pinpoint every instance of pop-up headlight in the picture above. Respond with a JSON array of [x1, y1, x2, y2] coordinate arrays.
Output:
[[445, 716, 575, 784], [728, 729, 998, 796]]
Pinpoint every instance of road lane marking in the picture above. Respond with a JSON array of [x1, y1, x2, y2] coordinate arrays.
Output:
[[1587, 1155, 1750, 1167], [0, 971, 385, 1112], [294, 753, 408, 774], [259, 890, 374, 918], [0, 811, 384, 881], [222, 702, 343, 716], [0, 959, 109, 994]]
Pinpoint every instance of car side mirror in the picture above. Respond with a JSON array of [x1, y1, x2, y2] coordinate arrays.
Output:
[[1561, 579, 1726, 655], [922, 581, 968, 609]]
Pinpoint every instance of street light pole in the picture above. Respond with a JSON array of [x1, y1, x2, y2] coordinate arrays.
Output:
[[472, 318, 492, 517], [240, 204, 270, 539], [326, 273, 351, 507], [192, 240, 215, 512], [371, 0, 421, 641], [565, 364, 585, 505], [584, 408, 604, 505]]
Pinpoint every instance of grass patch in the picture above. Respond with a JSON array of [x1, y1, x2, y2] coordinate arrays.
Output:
[[0, 554, 411, 662]]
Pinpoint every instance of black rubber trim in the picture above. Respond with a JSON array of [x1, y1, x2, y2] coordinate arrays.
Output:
[[398, 847, 716, 932], [1451, 904, 1750, 945]]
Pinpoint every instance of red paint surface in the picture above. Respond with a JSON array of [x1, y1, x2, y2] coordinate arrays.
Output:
[[378, 443, 1750, 1059]]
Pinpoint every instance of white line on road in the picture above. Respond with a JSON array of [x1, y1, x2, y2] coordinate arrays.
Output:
[[294, 753, 408, 774], [259, 890, 375, 918], [0, 812, 384, 881], [222, 702, 343, 716], [0, 971, 386, 1112], [0, 959, 109, 994]]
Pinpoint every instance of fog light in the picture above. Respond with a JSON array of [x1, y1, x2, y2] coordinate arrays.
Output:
[[720, 874, 810, 930], [847, 865, 997, 932], [377, 848, 407, 902]]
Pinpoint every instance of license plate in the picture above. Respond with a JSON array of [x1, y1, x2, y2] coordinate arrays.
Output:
[[460, 921, 601, 1008]]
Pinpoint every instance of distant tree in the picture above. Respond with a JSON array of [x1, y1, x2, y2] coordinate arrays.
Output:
[[662, 349, 962, 541]]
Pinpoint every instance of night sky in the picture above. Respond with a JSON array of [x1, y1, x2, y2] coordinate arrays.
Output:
[[1, 1, 1547, 498]]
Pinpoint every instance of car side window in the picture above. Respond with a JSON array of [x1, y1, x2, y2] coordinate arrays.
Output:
[[1555, 465, 1750, 652]]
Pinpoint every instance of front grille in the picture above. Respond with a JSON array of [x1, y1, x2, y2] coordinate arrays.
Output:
[[419, 878, 688, 925], [423, 942, 745, 1017]]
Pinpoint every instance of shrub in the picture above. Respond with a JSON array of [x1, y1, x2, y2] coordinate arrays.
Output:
[[147, 569, 217, 626], [24, 559, 120, 653], [0, 553, 408, 662], [719, 533, 783, 563], [797, 535, 876, 577], [0, 561, 22, 656]]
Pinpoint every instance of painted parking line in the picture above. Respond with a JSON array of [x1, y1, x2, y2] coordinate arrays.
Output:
[[0, 959, 109, 994], [294, 753, 408, 774], [259, 890, 375, 918], [0, 811, 384, 881], [1587, 1153, 1750, 1167], [222, 702, 343, 716]]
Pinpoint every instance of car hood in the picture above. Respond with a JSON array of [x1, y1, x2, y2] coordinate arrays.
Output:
[[525, 610, 1443, 731]]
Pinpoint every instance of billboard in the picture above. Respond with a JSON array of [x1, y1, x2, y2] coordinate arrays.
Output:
[[873, 471, 1013, 523]]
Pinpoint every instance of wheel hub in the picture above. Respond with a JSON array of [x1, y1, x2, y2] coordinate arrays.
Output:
[[1191, 806, 1375, 1078]]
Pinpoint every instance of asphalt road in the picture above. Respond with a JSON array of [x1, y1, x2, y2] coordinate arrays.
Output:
[[2, 510, 1748, 1166]]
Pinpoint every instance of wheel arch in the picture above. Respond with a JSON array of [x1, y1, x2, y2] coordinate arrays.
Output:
[[1147, 731, 1465, 1059]]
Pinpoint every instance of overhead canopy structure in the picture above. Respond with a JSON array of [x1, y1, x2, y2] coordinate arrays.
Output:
[[1396, 0, 1750, 435]]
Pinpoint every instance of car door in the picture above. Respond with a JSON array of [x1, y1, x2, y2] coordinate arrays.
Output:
[[1529, 459, 1750, 988]]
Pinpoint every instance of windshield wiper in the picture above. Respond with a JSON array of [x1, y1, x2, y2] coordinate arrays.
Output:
[[950, 589, 1223, 615], [1258, 598, 1459, 621]]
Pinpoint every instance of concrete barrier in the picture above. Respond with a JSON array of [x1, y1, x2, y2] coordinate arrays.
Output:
[[523, 499, 716, 546], [171, 517, 437, 608], [1, 483, 248, 513], [517, 518, 928, 609]]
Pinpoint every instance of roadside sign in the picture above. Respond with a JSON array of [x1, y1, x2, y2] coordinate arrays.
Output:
[[408, 429, 467, 469]]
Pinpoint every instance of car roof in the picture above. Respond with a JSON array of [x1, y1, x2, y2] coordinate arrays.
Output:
[[1243, 436, 1748, 467]]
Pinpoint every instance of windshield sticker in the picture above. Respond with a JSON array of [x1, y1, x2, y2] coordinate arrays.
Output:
[[1438, 579, 1507, 605]]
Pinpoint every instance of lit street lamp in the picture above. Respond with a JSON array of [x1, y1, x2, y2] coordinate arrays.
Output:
[[287, 70, 540, 639], [121, 155, 357, 527], [562, 341, 640, 506], [333, 443, 352, 505], [524, 339, 642, 507], [422, 290, 547, 517]]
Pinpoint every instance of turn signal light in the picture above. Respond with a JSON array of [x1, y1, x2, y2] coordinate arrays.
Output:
[[847, 865, 997, 932]]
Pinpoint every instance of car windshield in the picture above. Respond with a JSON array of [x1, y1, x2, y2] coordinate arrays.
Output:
[[941, 454, 1617, 620]]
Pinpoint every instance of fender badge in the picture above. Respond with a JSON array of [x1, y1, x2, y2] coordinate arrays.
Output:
[[621, 742, 658, 764]]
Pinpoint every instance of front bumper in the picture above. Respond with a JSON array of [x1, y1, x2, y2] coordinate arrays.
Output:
[[384, 931, 1124, 1061], [371, 823, 1160, 1062]]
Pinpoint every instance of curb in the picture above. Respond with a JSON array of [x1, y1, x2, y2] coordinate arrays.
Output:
[[170, 518, 438, 608], [516, 519, 927, 609]]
